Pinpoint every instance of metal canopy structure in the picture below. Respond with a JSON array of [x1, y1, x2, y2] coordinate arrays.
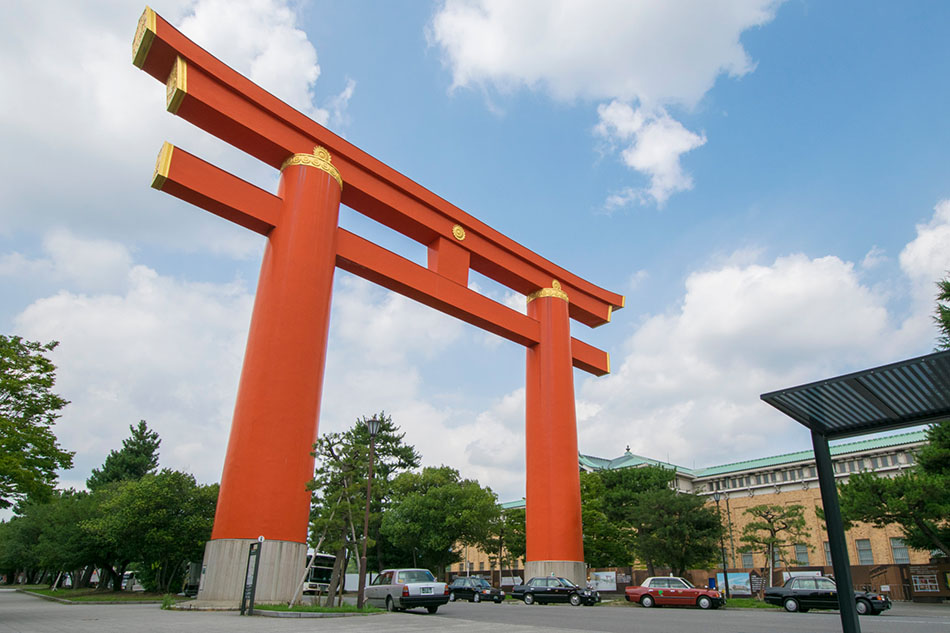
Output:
[[761, 349, 950, 633], [762, 349, 950, 439]]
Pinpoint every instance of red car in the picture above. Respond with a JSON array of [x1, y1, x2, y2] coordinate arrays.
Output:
[[625, 576, 724, 609]]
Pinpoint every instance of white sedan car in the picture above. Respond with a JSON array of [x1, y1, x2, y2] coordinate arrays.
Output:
[[364, 568, 449, 613]]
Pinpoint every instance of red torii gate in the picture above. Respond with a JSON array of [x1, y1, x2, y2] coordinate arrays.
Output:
[[132, 7, 623, 604]]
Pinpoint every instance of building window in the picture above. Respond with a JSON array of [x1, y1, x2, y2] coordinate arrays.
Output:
[[870, 456, 879, 468], [890, 538, 910, 564], [782, 471, 789, 481], [794, 543, 809, 565], [479, 561, 485, 571], [856, 539, 874, 565], [773, 548, 782, 567], [905, 452, 915, 464], [808, 466, 816, 477], [741, 551, 754, 568], [912, 574, 939, 592], [834, 462, 843, 474], [848, 460, 857, 472], [823, 541, 832, 566]]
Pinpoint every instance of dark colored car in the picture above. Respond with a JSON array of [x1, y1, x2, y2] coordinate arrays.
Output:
[[764, 576, 890, 615], [624, 576, 724, 609], [447, 576, 505, 603], [511, 576, 600, 606]]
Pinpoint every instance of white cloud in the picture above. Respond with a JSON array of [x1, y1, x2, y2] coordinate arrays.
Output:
[[0, 229, 133, 293], [0, 1, 351, 253], [597, 101, 707, 205], [578, 222, 950, 469], [430, 0, 780, 206], [14, 249, 254, 487]]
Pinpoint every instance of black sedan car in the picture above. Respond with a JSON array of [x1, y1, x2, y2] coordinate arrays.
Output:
[[511, 576, 600, 606], [447, 576, 505, 603], [764, 576, 890, 615]]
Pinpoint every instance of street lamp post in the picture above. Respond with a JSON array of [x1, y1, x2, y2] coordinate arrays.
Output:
[[356, 416, 382, 609], [713, 491, 731, 599]]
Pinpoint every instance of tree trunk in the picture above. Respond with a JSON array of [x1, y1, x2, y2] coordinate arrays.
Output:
[[323, 545, 346, 607], [79, 565, 95, 588]]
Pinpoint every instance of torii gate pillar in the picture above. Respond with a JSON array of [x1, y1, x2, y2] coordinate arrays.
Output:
[[525, 282, 585, 581], [198, 152, 342, 602]]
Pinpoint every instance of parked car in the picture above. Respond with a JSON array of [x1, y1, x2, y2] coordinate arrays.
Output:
[[364, 568, 449, 614], [511, 576, 599, 606], [448, 576, 505, 603], [764, 576, 890, 615], [624, 576, 724, 609]]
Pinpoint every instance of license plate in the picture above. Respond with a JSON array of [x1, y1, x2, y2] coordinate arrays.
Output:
[[421, 587, 432, 594]]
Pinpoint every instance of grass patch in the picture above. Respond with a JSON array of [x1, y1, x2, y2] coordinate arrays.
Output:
[[25, 588, 190, 603], [255, 602, 382, 614], [725, 597, 781, 609]]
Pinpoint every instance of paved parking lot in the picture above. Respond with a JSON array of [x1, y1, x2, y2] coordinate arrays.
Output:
[[3, 589, 949, 633]]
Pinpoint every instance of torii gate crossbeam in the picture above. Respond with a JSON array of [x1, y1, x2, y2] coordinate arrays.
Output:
[[133, 7, 624, 604]]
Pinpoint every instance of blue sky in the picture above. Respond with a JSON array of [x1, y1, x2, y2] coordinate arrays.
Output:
[[1, 0, 948, 506]]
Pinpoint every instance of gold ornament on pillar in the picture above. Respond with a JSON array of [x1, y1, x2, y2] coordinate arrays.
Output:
[[527, 280, 569, 304], [280, 146, 344, 190]]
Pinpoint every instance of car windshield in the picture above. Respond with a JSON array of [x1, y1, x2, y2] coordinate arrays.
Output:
[[397, 570, 435, 584], [557, 578, 577, 588], [678, 578, 695, 588], [476, 579, 491, 588]]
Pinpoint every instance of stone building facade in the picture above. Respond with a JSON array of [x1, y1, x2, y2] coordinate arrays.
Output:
[[453, 429, 933, 582]]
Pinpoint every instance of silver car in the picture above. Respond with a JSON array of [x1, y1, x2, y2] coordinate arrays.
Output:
[[365, 568, 449, 613]]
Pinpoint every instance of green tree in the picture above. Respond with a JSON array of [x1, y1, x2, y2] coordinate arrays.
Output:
[[307, 413, 419, 603], [738, 504, 810, 588], [0, 335, 73, 509], [381, 466, 498, 577], [82, 470, 218, 593], [86, 420, 160, 491], [836, 422, 950, 558], [479, 506, 526, 579], [935, 274, 950, 350], [579, 471, 634, 567], [628, 487, 720, 576]]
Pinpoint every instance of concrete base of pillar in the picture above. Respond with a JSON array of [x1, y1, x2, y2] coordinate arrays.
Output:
[[195, 538, 307, 606], [525, 560, 587, 587]]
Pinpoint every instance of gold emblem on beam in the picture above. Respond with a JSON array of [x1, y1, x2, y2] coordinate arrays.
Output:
[[166, 56, 187, 114], [452, 225, 466, 241], [132, 7, 157, 69], [526, 280, 569, 304], [151, 142, 174, 190], [281, 146, 343, 190]]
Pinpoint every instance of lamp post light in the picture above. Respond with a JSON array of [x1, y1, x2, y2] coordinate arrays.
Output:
[[713, 491, 731, 599], [356, 416, 382, 609]]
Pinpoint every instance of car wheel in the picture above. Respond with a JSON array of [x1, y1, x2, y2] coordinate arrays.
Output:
[[856, 599, 871, 615], [523, 593, 535, 605], [449, 591, 456, 602], [473, 593, 481, 603], [697, 596, 712, 610], [386, 596, 396, 612], [784, 597, 800, 613], [641, 594, 655, 608], [426, 605, 439, 614], [569, 593, 582, 606]]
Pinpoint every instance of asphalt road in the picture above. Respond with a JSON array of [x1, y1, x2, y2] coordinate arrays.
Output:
[[3, 589, 949, 633]]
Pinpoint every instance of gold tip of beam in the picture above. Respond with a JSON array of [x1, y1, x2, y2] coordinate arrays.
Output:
[[166, 56, 188, 114], [132, 7, 157, 68], [606, 352, 611, 375], [606, 305, 612, 323], [151, 142, 174, 189], [620, 295, 626, 309]]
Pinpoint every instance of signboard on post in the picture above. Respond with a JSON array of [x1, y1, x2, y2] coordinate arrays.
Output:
[[239, 537, 264, 615]]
